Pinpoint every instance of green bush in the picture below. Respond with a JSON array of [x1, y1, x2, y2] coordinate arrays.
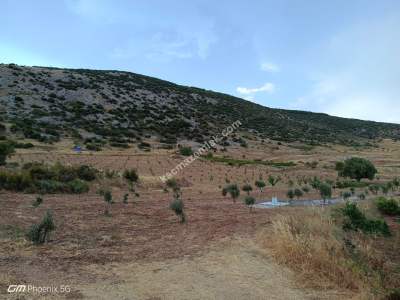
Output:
[[339, 157, 377, 182], [179, 146, 193, 156], [222, 184, 240, 202], [318, 182, 332, 202], [242, 184, 253, 195], [76, 165, 97, 181], [26, 210, 56, 244], [32, 196, 43, 208], [170, 198, 185, 223], [340, 202, 390, 236], [123, 169, 139, 183], [35, 180, 65, 194], [0, 163, 97, 193], [0, 141, 15, 165], [255, 180, 266, 192], [244, 196, 255, 212], [67, 179, 89, 194], [86, 143, 102, 151], [375, 197, 399, 216]]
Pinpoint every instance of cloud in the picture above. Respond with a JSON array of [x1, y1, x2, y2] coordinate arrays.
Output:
[[260, 62, 280, 72], [292, 13, 400, 123], [237, 82, 275, 95]]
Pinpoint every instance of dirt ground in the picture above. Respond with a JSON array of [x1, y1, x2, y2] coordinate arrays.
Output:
[[1, 138, 400, 299]]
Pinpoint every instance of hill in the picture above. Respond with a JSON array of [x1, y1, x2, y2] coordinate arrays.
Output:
[[1, 63, 399, 148]]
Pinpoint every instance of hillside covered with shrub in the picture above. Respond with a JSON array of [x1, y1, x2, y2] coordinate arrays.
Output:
[[1, 63, 400, 147]]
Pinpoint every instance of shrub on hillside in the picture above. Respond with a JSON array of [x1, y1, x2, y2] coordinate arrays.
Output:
[[123, 169, 139, 183], [0, 141, 15, 165], [179, 146, 193, 156], [375, 197, 399, 216], [0, 163, 97, 193], [340, 202, 390, 236], [338, 157, 377, 182]]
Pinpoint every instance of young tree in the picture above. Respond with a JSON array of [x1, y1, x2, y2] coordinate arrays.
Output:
[[170, 198, 185, 223], [103, 190, 113, 215], [166, 178, 181, 199], [123, 193, 129, 204], [268, 175, 281, 187], [222, 184, 240, 203], [369, 184, 380, 195], [244, 196, 256, 212], [287, 189, 295, 200], [255, 180, 266, 194], [319, 183, 332, 204], [294, 188, 303, 200], [32, 196, 43, 208], [339, 157, 377, 182], [342, 191, 352, 200], [123, 169, 139, 192], [26, 210, 55, 244], [0, 141, 14, 165], [166, 179, 186, 223], [242, 184, 253, 195]]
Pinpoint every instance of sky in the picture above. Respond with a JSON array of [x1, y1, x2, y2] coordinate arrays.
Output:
[[1, 0, 400, 123]]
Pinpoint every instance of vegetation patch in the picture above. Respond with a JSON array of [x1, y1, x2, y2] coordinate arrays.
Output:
[[0, 163, 97, 193], [203, 155, 296, 168], [260, 203, 399, 297]]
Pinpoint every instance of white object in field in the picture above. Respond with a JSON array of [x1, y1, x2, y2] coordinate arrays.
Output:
[[255, 197, 290, 208]]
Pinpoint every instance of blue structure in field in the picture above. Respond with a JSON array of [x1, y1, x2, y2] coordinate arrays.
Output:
[[73, 145, 82, 153]]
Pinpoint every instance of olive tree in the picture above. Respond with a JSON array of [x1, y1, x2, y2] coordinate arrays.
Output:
[[222, 184, 240, 203], [338, 157, 377, 182], [244, 196, 256, 212], [255, 180, 266, 193], [319, 183, 332, 204]]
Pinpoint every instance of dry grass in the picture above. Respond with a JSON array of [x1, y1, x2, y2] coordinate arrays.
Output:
[[257, 204, 400, 299]]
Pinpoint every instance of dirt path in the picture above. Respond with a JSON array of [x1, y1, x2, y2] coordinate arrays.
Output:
[[76, 239, 344, 300]]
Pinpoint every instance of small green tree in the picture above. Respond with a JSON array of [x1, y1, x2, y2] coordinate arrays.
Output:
[[242, 184, 253, 195], [369, 184, 381, 195], [166, 178, 181, 199], [0, 141, 14, 165], [123, 193, 129, 204], [268, 175, 281, 187], [375, 197, 399, 215], [319, 183, 332, 204], [294, 188, 303, 200], [339, 157, 377, 182], [255, 180, 266, 193], [244, 196, 256, 212], [287, 189, 295, 200], [179, 146, 193, 156], [170, 198, 185, 223], [103, 190, 113, 215], [222, 184, 240, 203], [32, 196, 43, 208], [124, 169, 139, 192], [342, 191, 352, 200], [26, 210, 55, 244]]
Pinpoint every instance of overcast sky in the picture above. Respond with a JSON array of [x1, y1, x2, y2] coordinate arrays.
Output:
[[1, 0, 400, 123]]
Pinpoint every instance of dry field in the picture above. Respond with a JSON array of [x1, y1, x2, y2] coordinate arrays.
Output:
[[1, 138, 400, 299]]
